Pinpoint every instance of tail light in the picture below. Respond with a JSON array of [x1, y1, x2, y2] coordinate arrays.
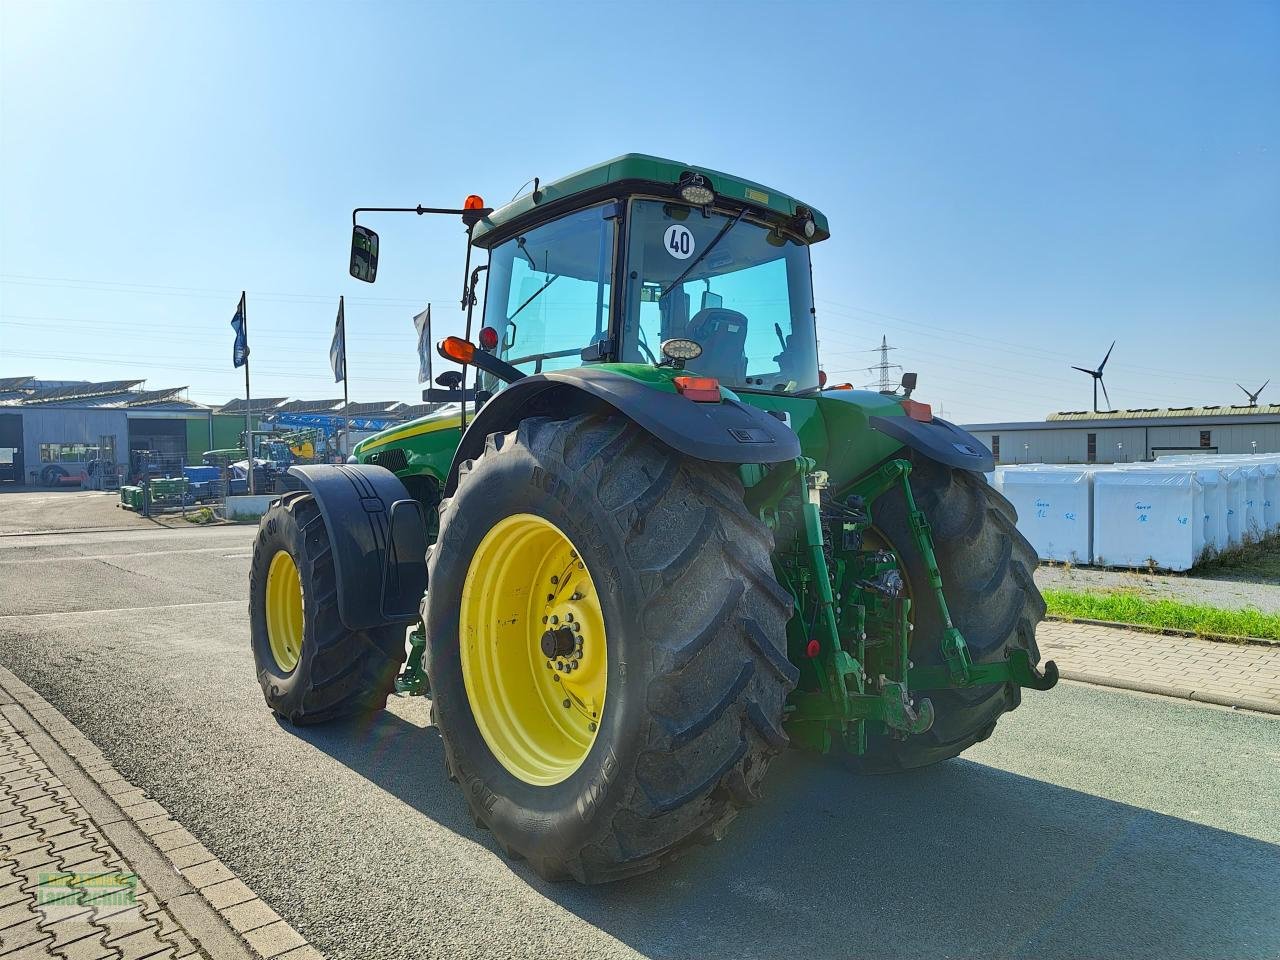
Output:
[[673, 376, 721, 402], [902, 399, 933, 422]]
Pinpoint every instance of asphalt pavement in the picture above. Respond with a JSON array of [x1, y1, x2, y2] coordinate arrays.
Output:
[[0, 516, 1276, 960]]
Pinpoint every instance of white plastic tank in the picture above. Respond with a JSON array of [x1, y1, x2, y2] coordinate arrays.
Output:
[[998, 465, 1093, 563], [1092, 469, 1203, 571]]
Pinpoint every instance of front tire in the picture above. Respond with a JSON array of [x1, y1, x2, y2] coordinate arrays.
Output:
[[249, 492, 407, 724], [425, 415, 796, 883]]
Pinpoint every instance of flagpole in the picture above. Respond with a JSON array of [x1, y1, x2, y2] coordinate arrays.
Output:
[[241, 291, 253, 495], [339, 295, 348, 459]]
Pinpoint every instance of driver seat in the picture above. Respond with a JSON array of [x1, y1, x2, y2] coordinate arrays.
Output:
[[687, 308, 749, 382]]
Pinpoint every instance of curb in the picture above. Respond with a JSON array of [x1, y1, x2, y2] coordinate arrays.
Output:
[[0, 665, 322, 959], [1045, 614, 1279, 649], [1057, 666, 1280, 716]]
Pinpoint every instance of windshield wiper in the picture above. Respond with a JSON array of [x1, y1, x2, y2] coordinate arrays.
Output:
[[659, 207, 748, 300], [509, 273, 560, 322]]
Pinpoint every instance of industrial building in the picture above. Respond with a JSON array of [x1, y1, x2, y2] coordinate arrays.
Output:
[[0, 377, 214, 486], [0, 376, 446, 487], [964, 404, 1280, 465]]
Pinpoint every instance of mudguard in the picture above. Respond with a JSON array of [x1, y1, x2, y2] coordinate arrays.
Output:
[[867, 415, 994, 474], [286, 464, 428, 631], [444, 367, 801, 494]]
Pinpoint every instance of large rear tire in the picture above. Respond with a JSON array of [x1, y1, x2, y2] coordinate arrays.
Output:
[[424, 414, 796, 883], [248, 492, 407, 724], [853, 456, 1046, 772]]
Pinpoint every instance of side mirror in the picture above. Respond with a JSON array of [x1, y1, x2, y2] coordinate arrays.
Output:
[[901, 372, 918, 397], [350, 225, 379, 283], [701, 291, 723, 311]]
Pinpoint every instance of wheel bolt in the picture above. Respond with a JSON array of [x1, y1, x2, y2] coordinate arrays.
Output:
[[588, 722, 597, 732], [562, 699, 571, 709], [541, 616, 548, 624], [569, 660, 578, 670], [546, 660, 553, 669], [565, 612, 573, 622], [551, 575, 559, 584], [555, 662, 564, 672], [550, 615, 558, 625]]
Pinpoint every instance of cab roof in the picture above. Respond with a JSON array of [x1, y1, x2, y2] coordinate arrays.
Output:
[[470, 153, 830, 247]]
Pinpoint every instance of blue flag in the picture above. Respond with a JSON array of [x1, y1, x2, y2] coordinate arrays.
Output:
[[230, 292, 249, 368], [330, 296, 346, 383]]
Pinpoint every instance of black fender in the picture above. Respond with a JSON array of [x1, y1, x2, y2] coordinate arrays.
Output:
[[286, 464, 428, 631], [443, 367, 801, 495], [867, 415, 994, 474]]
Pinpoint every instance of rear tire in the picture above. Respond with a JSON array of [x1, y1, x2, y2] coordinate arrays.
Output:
[[249, 492, 407, 724], [425, 414, 796, 883], [852, 457, 1046, 772]]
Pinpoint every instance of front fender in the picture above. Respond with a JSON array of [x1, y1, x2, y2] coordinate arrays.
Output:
[[286, 464, 427, 630], [444, 368, 801, 495]]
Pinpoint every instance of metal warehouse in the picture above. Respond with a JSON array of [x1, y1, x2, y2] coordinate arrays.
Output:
[[0, 377, 213, 486], [964, 404, 1280, 465]]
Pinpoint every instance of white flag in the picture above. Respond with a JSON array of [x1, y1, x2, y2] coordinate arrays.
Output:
[[414, 304, 432, 384], [330, 297, 346, 383]]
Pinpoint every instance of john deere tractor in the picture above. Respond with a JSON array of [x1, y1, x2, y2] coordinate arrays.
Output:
[[249, 155, 1055, 883]]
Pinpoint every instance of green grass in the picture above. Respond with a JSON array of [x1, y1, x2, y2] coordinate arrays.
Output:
[[1043, 588, 1280, 642], [1194, 534, 1280, 582]]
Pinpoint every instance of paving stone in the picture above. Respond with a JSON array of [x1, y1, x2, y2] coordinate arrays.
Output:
[[221, 896, 281, 934], [181, 859, 235, 889], [202, 877, 256, 910], [243, 919, 307, 958]]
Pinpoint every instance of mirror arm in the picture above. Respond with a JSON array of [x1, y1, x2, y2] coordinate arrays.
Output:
[[350, 205, 492, 226]]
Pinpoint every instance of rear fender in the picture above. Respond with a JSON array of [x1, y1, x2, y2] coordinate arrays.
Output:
[[443, 367, 801, 495], [867, 415, 994, 474], [286, 464, 428, 630]]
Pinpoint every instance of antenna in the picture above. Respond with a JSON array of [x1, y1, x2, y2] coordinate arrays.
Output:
[[1071, 340, 1115, 413], [1237, 379, 1270, 407], [863, 335, 903, 393]]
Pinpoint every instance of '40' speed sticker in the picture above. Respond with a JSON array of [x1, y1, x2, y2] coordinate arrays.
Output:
[[664, 224, 695, 260]]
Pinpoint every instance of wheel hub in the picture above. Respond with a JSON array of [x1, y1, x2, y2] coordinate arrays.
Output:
[[459, 513, 607, 786]]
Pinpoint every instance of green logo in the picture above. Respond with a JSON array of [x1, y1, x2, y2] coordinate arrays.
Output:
[[36, 873, 137, 908]]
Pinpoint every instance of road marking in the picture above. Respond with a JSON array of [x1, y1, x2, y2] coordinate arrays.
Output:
[[0, 599, 242, 620], [0, 546, 257, 565]]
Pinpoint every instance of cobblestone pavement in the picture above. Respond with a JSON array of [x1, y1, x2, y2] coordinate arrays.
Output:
[[0, 713, 202, 960], [1038, 620, 1280, 713], [0, 669, 318, 960]]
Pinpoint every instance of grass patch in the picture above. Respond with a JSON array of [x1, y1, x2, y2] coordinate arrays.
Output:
[[183, 507, 216, 524], [1043, 588, 1280, 642], [1194, 534, 1280, 582]]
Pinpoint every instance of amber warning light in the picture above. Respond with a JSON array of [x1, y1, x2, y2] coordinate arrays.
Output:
[[464, 194, 486, 210], [437, 336, 476, 364]]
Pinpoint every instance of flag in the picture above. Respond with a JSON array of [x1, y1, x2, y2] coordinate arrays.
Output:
[[414, 304, 432, 384], [330, 296, 346, 383], [230, 292, 249, 368]]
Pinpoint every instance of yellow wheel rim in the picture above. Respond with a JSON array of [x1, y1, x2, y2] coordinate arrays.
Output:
[[265, 549, 304, 673], [460, 513, 607, 786]]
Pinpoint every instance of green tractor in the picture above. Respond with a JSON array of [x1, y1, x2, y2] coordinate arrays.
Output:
[[248, 155, 1055, 883]]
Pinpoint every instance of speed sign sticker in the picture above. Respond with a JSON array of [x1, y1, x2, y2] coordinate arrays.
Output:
[[663, 224, 695, 260]]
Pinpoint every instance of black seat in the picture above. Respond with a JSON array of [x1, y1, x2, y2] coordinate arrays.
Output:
[[687, 308, 749, 382]]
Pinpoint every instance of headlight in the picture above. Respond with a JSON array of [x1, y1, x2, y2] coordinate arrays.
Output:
[[661, 338, 703, 362]]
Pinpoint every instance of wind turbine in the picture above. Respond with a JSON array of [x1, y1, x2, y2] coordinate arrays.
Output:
[[1238, 379, 1270, 407], [1072, 341, 1115, 414]]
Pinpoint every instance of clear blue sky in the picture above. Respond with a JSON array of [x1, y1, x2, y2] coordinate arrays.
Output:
[[2, 0, 1276, 423]]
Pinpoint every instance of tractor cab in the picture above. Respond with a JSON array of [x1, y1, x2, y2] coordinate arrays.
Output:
[[465, 157, 825, 396]]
